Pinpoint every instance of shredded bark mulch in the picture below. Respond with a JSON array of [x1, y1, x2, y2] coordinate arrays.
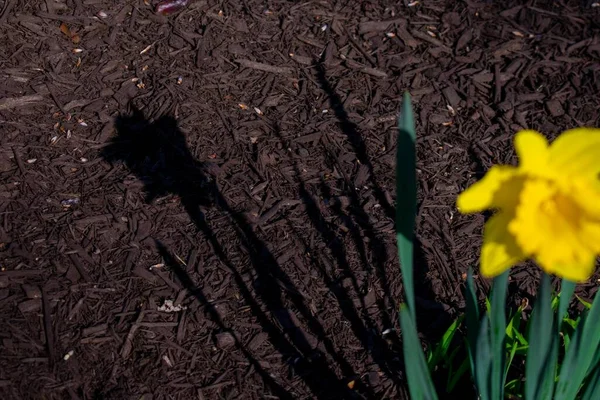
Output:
[[1, 0, 599, 398]]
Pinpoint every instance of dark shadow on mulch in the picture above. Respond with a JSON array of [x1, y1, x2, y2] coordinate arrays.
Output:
[[313, 62, 464, 396], [271, 122, 404, 390], [314, 62, 395, 221], [101, 107, 366, 400], [314, 62, 452, 344], [314, 62, 396, 331], [154, 239, 292, 400]]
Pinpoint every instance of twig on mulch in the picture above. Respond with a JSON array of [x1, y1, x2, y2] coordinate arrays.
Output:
[[45, 84, 66, 114], [345, 28, 378, 67], [358, 18, 406, 34], [342, 57, 388, 78], [121, 311, 145, 359], [67, 254, 92, 282], [0, 95, 45, 111], [236, 59, 292, 75], [0, 0, 15, 25], [411, 30, 452, 53], [41, 286, 55, 368], [12, 148, 26, 175]]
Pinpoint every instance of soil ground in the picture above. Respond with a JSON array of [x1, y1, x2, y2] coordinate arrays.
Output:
[[1, 0, 599, 399]]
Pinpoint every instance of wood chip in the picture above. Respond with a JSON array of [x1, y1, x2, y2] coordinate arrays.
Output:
[[215, 332, 235, 349], [22, 284, 41, 299], [546, 100, 565, 117], [18, 299, 41, 313]]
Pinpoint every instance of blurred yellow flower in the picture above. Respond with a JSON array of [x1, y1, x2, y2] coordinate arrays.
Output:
[[457, 128, 600, 282]]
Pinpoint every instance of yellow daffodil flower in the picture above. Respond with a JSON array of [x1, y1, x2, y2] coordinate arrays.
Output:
[[457, 128, 600, 282]]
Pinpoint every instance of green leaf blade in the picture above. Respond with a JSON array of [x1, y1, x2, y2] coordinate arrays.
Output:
[[525, 273, 557, 400], [396, 92, 417, 320], [428, 316, 464, 370], [400, 307, 439, 400], [475, 316, 492, 400], [582, 363, 600, 400], [556, 287, 600, 400], [489, 271, 509, 399], [558, 279, 575, 324], [465, 268, 480, 382]]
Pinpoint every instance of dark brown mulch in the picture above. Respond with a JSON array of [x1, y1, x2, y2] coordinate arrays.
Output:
[[1, 0, 599, 399]]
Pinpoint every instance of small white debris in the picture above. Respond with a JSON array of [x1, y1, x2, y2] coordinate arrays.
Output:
[[427, 31, 437, 38], [158, 299, 187, 313], [77, 119, 88, 127], [321, 24, 328, 31], [27, 159, 37, 164], [149, 263, 164, 269], [97, 11, 108, 18], [80, 157, 88, 163], [140, 44, 153, 55], [72, 48, 83, 53], [408, 1, 420, 6], [50, 135, 59, 145], [385, 32, 396, 38], [162, 354, 173, 367], [63, 350, 74, 361], [176, 76, 183, 85], [322, 109, 329, 113], [254, 107, 263, 115], [66, 130, 72, 139], [592, 2, 599, 7], [512, 31, 525, 37], [447, 104, 456, 116]]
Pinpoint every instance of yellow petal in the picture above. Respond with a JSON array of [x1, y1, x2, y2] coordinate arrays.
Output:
[[536, 251, 596, 283], [581, 222, 600, 253], [480, 212, 526, 278], [457, 166, 521, 213], [514, 130, 549, 172], [570, 178, 600, 219], [549, 128, 600, 178]]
